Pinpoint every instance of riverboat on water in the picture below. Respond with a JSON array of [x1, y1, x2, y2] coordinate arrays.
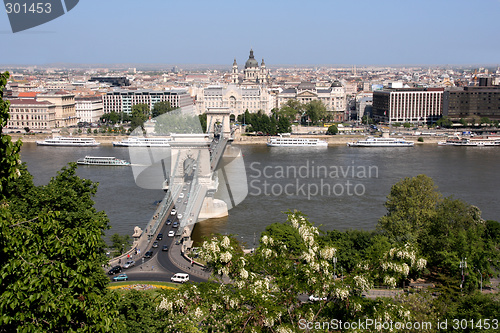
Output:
[[347, 137, 414, 147], [437, 137, 500, 146], [266, 136, 328, 147], [36, 136, 100, 147], [112, 137, 171, 147], [77, 156, 130, 166]]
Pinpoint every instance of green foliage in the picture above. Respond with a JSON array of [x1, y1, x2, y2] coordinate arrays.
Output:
[[151, 101, 175, 118], [327, 124, 338, 135], [130, 103, 150, 132], [100, 111, 121, 125], [418, 137, 424, 142], [198, 113, 207, 133], [442, 294, 500, 332], [0, 163, 121, 332], [362, 114, 374, 124], [304, 100, 327, 125], [480, 117, 491, 125], [403, 122, 412, 128], [437, 116, 453, 128], [116, 289, 163, 333], [110, 233, 131, 255], [377, 174, 442, 243], [0, 71, 22, 200], [460, 118, 468, 126], [245, 110, 291, 135]]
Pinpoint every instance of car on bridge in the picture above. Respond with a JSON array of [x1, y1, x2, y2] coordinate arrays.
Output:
[[171, 209, 177, 215], [162, 245, 169, 251], [123, 260, 135, 269], [112, 274, 128, 282], [152, 241, 159, 248], [168, 231, 175, 237], [157, 233, 163, 241], [179, 193, 184, 198], [144, 250, 153, 258], [173, 221, 179, 228], [166, 218, 172, 225], [177, 213, 183, 219], [107, 265, 122, 275]]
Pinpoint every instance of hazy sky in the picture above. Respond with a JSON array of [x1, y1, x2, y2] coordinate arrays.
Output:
[[1, 0, 500, 66]]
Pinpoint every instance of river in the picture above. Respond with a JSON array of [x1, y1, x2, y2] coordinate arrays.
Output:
[[19, 142, 500, 247]]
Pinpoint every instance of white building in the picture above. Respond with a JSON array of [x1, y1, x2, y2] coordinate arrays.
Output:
[[195, 85, 273, 116], [277, 81, 346, 112], [75, 96, 103, 124], [102, 89, 193, 114], [372, 88, 444, 123]]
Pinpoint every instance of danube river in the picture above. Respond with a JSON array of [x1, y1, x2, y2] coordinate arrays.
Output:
[[20, 142, 500, 247]]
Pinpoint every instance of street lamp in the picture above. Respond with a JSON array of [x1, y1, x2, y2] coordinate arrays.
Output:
[[477, 268, 483, 292], [333, 257, 337, 280], [459, 257, 467, 293]]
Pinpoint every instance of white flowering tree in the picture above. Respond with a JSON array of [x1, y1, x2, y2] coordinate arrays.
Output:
[[155, 211, 430, 332]]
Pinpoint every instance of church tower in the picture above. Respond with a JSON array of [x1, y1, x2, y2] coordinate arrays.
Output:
[[231, 58, 238, 84]]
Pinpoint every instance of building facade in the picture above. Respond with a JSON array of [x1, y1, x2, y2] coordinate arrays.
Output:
[[195, 85, 273, 116], [372, 88, 443, 124], [36, 90, 78, 127], [443, 85, 500, 120], [6, 99, 56, 131], [75, 96, 104, 124], [102, 89, 193, 114], [232, 49, 268, 85]]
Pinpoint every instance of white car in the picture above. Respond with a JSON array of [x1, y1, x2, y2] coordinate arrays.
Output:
[[123, 260, 135, 269], [168, 230, 175, 237], [171, 209, 177, 215], [177, 213, 183, 219], [179, 193, 184, 199]]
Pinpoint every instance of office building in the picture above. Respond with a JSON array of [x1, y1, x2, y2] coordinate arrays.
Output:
[[102, 89, 193, 114]]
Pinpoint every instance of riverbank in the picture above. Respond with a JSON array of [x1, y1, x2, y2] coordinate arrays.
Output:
[[7, 133, 443, 145]]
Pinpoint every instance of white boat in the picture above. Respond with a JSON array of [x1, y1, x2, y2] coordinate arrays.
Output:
[[347, 137, 414, 147], [77, 156, 130, 166], [112, 136, 171, 147], [36, 136, 100, 147], [438, 137, 500, 146], [267, 136, 328, 147]]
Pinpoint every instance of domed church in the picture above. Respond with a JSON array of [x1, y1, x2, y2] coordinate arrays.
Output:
[[232, 49, 268, 85]]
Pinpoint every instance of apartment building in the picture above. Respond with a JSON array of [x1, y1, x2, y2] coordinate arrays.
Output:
[[102, 89, 193, 114], [7, 99, 56, 131]]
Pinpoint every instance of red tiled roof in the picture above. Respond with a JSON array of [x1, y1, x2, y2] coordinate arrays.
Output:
[[18, 92, 39, 98], [9, 99, 53, 106]]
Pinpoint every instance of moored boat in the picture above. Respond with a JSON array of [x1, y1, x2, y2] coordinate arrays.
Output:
[[112, 136, 171, 147], [36, 136, 100, 147], [267, 136, 328, 147], [347, 137, 414, 147], [77, 156, 130, 166]]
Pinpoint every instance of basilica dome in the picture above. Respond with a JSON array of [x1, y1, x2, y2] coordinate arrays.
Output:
[[245, 49, 259, 68]]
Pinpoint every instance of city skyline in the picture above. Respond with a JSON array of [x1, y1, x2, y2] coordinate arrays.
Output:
[[1, 0, 500, 66]]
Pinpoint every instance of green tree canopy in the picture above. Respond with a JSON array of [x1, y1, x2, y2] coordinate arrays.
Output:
[[436, 116, 453, 128], [304, 100, 327, 125], [130, 103, 150, 132], [377, 174, 442, 243], [151, 101, 175, 118], [327, 124, 338, 135]]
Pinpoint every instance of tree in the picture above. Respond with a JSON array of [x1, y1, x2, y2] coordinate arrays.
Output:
[[0, 71, 22, 200], [110, 233, 131, 255], [304, 100, 327, 125], [436, 116, 453, 128], [377, 174, 442, 243], [130, 103, 149, 132], [480, 117, 491, 125], [151, 101, 175, 118], [100, 111, 120, 125], [403, 122, 412, 128], [198, 113, 207, 133], [1, 82, 120, 331], [459, 118, 468, 126], [327, 124, 338, 135]]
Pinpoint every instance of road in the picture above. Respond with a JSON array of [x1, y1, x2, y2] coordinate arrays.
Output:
[[108, 178, 207, 284]]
